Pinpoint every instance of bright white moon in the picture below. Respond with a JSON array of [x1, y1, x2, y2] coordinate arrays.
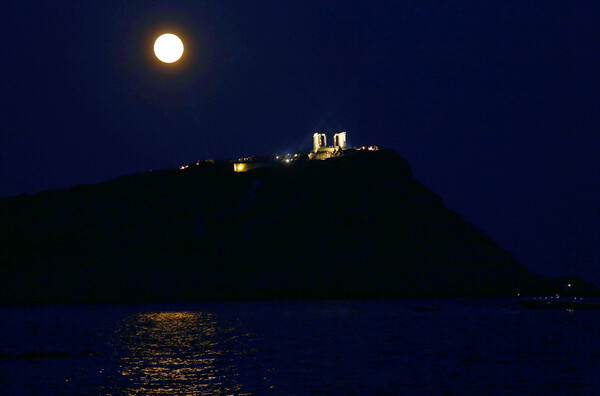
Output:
[[154, 33, 184, 63]]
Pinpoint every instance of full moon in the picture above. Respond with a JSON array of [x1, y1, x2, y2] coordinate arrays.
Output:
[[154, 33, 184, 63]]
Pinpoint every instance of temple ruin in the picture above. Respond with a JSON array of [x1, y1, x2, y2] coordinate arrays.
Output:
[[309, 131, 348, 160]]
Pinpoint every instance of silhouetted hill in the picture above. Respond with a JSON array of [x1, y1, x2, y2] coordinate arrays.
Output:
[[0, 149, 593, 304]]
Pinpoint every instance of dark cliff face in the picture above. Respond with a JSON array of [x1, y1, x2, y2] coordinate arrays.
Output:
[[0, 149, 571, 304]]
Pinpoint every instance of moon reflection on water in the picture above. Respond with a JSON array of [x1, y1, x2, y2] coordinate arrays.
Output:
[[106, 311, 264, 395]]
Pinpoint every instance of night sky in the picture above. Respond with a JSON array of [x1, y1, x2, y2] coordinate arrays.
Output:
[[1, 1, 599, 285]]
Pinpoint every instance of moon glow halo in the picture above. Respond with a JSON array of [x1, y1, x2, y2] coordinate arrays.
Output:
[[154, 33, 184, 63]]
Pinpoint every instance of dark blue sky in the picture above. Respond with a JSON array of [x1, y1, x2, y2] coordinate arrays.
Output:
[[1, 1, 599, 284]]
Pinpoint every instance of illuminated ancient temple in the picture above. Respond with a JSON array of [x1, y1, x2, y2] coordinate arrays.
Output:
[[309, 131, 348, 160]]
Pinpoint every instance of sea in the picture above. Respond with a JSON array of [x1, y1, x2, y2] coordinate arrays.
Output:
[[1, 298, 599, 395]]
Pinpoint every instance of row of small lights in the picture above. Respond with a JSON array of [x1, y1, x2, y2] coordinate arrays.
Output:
[[179, 146, 380, 170], [356, 146, 379, 151], [518, 283, 585, 300], [275, 153, 301, 164], [530, 296, 584, 300], [179, 160, 216, 170]]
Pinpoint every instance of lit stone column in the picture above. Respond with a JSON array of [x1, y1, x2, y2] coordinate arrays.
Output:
[[333, 132, 347, 148], [313, 133, 327, 151]]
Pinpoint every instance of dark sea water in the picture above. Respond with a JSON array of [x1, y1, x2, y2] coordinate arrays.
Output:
[[1, 298, 599, 395]]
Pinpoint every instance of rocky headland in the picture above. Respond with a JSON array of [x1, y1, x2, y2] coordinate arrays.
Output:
[[1, 149, 596, 304]]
